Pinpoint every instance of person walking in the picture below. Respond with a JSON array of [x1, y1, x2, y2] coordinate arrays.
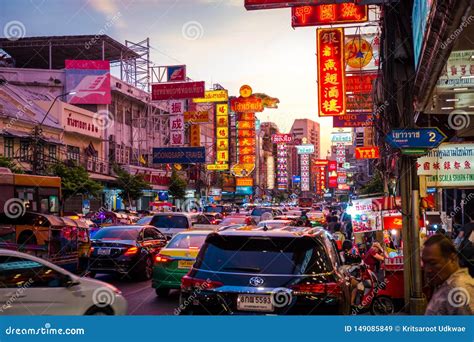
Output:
[[422, 234, 474, 315]]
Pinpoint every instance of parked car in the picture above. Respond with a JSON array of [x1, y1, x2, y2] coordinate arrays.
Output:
[[179, 227, 350, 315], [0, 249, 127, 315], [149, 213, 193, 238], [152, 230, 212, 297], [250, 207, 282, 223], [203, 205, 233, 216], [88, 225, 167, 280]]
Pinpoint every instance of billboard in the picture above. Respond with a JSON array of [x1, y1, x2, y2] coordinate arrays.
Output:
[[193, 90, 228, 103], [345, 73, 377, 113], [65, 60, 111, 105], [301, 154, 310, 191], [169, 100, 185, 146], [166, 65, 186, 82], [184, 111, 209, 123], [151, 81, 205, 101], [345, 34, 380, 71], [236, 177, 254, 187], [317, 28, 346, 117], [292, 4, 368, 27], [355, 146, 380, 159], [152, 147, 206, 164], [296, 144, 315, 154], [271, 134, 293, 144], [216, 103, 229, 164], [333, 113, 374, 128]]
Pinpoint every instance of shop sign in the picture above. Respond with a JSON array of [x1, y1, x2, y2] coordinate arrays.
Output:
[[331, 132, 352, 143], [296, 144, 315, 154], [65, 60, 111, 105], [206, 163, 229, 171], [64, 109, 101, 139], [333, 113, 374, 128], [184, 111, 209, 123], [166, 65, 186, 82], [417, 143, 474, 187], [317, 27, 346, 117], [236, 177, 254, 187], [355, 146, 380, 159], [345, 34, 380, 71], [231, 163, 255, 177], [300, 154, 310, 191], [151, 81, 205, 101], [152, 147, 206, 164], [231, 97, 264, 112], [351, 198, 381, 234], [190, 124, 201, 147], [193, 90, 228, 103], [292, 4, 367, 27], [383, 215, 403, 230], [236, 186, 253, 195], [271, 134, 293, 144], [436, 50, 474, 88], [313, 159, 329, 166]]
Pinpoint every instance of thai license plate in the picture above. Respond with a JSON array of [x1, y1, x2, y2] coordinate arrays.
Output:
[[178, 260, 194, 269], [97, 248, 110, 255], [237, 294, 274, 312]]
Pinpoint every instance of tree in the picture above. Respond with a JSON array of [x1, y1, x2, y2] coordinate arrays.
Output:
[[168, 170, 187, 201], [358, 171, 384, 195], [50, 162, 102, 210], [0, 156, 23, 173], [113, 165, 151, 208]]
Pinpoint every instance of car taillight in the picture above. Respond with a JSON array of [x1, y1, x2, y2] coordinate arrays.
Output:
[[211, 220, 217, 224], [181, 275, 223, 290], [155, 254, 172, 263], [124, 246, 139, 256], [90, 247, 95, 253], [290, 282, 342, 295]]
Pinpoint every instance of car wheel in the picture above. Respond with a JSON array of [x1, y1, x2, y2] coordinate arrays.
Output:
[[370, 296, 395, 315], [155, 288, 170, 297], [139, 256, 153, 281], [84, 305, 114, 315]]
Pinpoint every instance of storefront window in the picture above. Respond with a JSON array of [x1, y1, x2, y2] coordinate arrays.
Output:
[[3, 137, 14, 158], [48, 145, 57, 162], [19, 140, 29, 161], [67, 145, 80, 162]]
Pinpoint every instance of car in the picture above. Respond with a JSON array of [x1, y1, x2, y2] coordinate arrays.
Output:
[[152, 230, 212, 297], [136, 216, 153, 225], [218, 216, 256, 227], [149, 213, 193, 238], [273, 215, 300, 224], [203, 205, 233, 216], [88, 225, 167, 280], [0, 249, 127, 315], [192, 213, 223, 225], [257, 220, 293, 230], [179, 227, 350, 315], [249, 207, 282, 223]]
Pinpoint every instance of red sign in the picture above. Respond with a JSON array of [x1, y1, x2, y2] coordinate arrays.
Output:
[[151, 81, 205, 101], [355, 146, 380, 159], [328, 160, 337, 172], [271, 134, 293, 144], [317, 28, 346, 117], [328, 176, 338, 188], [345, 73, 377, 112], [292, 4, 368, 27], [333, 113, 374, 128], [383, 216, 403, 230], [231, 96, 264, 113], [313, 159, 329, 166]]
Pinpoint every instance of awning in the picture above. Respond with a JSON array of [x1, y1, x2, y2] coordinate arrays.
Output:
[[89, 172, 116, 182], [0, 129, 30, 138]]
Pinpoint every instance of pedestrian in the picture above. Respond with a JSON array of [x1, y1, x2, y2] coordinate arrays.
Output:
[[455, 218, 474, 277], [340, 240, 361, 265], [363, 242, 385, 281], [422, 234, 474, 315]]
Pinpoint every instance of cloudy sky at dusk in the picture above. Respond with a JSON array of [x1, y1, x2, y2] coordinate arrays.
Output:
[[0, 0, 342, 155]]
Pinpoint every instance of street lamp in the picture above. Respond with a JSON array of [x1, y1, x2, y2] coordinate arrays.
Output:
[[32, 91, 76, 174]]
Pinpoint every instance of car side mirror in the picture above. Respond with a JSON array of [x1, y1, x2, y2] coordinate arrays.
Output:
[[166, 235, 172, 241], [63, 275, 79, 288]]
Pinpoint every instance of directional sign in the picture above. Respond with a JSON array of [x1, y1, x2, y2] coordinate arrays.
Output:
[[386, 128, 446, 149]]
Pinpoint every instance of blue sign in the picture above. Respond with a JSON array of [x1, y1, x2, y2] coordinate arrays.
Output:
[[153, 147, 206, 164], [386, 128, 446, 149], [412, 0, 433, 68], [292, 176, 301, 183], [158, 191, 168, 201], [236, 186, 253, 195]]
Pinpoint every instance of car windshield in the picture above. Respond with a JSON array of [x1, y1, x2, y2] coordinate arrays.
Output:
[[220, 217, 246, 225], [136, 216, 152, 225], [93, 227, 140, 240], [251, 208, 271, 216], [150, 215, 189, 229], [196, 235, 333, 275], [167, 234, 208, 249], [257, 221, 290, 229]]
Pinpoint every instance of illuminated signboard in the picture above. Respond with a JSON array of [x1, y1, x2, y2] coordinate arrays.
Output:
[[184, 111, 209, 123], [345, 73, 377, 113], [292, 4, 368, 27], [345, 34, 380, 71], [216, 103, 229, 163], [207, 163, 229, 171], [355, 146, 380, 159], [313, 159, 329, 166], [193, 90, 229, 103], [169, 100, 184, 146], [245, 0, 315, 10], [271, 134, 293, 144], [317, 27, 346, 117], [190, 124, 201, 147], [151, 81, 205, 101], [236, 177, 254, 187], [276, 143, 288, 190], [301, 153, 310, 191], [333, 113, 374, 128], [296, 144, 315, 154], [331, 132, 352, 143], [231, 97, 264, 113]]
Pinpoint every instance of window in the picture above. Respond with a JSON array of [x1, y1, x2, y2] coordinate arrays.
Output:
[[0, 256, 67, 288], [48, 145, 57, 162], [67, 145, 80, 162], [20, 140, 29, 161], [3, 137, 14, 158], [144, 228, 164, 241]]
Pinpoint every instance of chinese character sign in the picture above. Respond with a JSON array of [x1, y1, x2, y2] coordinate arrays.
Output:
[[292, 4, 368, 27], [301, 154, 310, 191], [215, 103, 229, 164], [169, 114, 184, 146], [276, 143, 288, 190], [317, 28, 346, 117], [190, 124, 201, 147]]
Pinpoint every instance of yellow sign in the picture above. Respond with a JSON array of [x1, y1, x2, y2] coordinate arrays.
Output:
[[217, 138, 229, 151], [207, 164, 229, 171], [236, 177, 254, 187], [217, 127, 229, 139], [190, 124, 201, 147], [217, 150, 229, 162], [193, 90, 229, 103], [231, 163, 255, 177], [239, 85, 252, 98], [216, 103, 228, 116], [184, 111, 209, 123], [216, 115, 229, 127]]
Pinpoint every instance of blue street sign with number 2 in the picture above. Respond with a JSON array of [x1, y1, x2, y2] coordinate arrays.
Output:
[[386, 128, 446, 149]]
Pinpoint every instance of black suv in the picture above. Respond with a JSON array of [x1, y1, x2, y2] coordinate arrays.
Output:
[[179, 227, 350, 315]]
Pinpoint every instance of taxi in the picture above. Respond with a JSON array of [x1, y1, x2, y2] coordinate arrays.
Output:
[[152, 230, 212, 297]]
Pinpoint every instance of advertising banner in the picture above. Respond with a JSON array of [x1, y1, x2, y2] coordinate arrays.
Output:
[[153, 147, 206, 164], [193, 90, 228, 103], [271, 133, 293, 144], [292, 4, 368, 27], [333, 113, 374, 128], [301, 154, 310, 191], [317, 27, 346, 117], [351, 198, 381, 234], [166, 65, 186, 82], [65, 60, 111, 104], [296, 144, 315, 154], [184, 111, 209, 123], [345, 34, 380, 72], [152, 81, 205, 101], [190, 124, 201, 147], [355, 146, 380, 159]]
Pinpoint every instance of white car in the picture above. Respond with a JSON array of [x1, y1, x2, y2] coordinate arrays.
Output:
[[257, 220, 293, 230], [0, 249, 127, 315]]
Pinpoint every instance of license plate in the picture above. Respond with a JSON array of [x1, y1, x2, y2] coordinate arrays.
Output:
[[178, 260, 194, 269], [97, 248, 110, 255], [237, 294, 274, 312]]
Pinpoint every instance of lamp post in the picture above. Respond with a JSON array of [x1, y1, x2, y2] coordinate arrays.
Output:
[[32, 91, 75, 175]]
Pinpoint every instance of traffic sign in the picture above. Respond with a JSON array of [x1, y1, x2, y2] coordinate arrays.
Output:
[[386, 128, 446, 149]]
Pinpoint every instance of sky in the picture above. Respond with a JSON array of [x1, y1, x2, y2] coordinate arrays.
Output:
[[1, 0, 336, 154]]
